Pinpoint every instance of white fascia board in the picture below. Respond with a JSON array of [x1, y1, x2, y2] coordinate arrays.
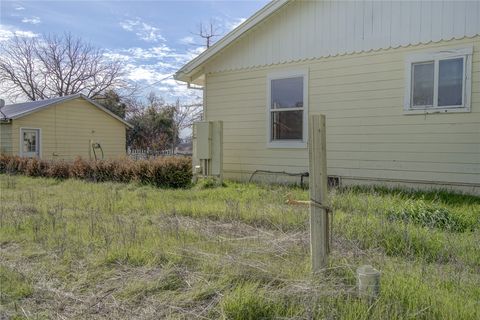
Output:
[[174, 0, 290, 83]]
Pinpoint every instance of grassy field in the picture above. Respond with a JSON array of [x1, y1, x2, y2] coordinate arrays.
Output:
[[0, 174, 479, 319]]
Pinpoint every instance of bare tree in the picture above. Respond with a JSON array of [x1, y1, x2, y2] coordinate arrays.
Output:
[[0, 33, 126, 102], [194, 21, 222, 48], [169, 99, 203, 152]]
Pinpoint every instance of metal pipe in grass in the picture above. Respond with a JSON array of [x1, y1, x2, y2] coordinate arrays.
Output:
[[357, 265, 381, 302], [248, 169, 309, 188]]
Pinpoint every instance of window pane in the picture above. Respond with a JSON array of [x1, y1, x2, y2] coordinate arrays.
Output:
[[438, 58, 463, 106], [23, 131, 37, 153], [271, 110, 303, 140], [271, 77, 303, 109], [412, 62, 434, 107]]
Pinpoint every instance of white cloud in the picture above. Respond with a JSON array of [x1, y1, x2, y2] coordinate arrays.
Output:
[[225, 17, 246, 31], [14, 5, 25, 11], [107, 44, 203, 65], [21, 16, 41, 25], [0, 24, 38, 41], [188, 46, 205, 57], [126, 66, 153, 82], [104, 42, 204, 104], [120, 18, 165, 43], [114, 46, 171, 61], [110, 14, 206, 103], [179, 36, 195, 45], [124, 65, 169, 83], [103, 52, 132, 62]]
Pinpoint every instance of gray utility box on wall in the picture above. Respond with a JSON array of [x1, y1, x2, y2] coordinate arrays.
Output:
[[196, 121, 212, 160], [193, 121, 223, 181]]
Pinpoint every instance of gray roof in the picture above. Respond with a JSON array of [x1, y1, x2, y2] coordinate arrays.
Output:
[[1, 96, 71, 119], [0, 94, 132, 128]]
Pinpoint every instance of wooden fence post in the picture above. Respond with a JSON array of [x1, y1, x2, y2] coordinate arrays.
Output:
[[309, 114, 329, 272]]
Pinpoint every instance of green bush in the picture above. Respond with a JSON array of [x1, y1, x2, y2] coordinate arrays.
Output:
[[148, 157, 192, 188], [0, 154, 192, 188], [129, 158, 193, 188]]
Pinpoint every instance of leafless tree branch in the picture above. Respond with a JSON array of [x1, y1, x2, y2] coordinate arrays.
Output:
[[0, 33, 128, 102]]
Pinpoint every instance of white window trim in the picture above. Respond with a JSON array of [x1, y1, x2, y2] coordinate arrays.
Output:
[[404, 46, 472, 115], [266, 68, 308, 148], [19, 127, 42, 158]]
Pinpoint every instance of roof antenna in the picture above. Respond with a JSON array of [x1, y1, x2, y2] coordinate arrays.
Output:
[[0, 99, 7, 120]]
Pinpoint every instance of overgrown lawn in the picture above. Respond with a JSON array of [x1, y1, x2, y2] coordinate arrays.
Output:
[[0, 175, 479, 319]]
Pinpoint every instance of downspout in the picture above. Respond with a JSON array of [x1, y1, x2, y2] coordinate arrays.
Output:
[[0, 99, 10, 123]]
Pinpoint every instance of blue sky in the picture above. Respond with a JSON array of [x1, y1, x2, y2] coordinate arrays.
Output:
[[0, 0, 269, 103]]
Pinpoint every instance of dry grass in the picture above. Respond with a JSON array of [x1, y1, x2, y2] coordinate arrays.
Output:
[[0, 175, 479, 319]]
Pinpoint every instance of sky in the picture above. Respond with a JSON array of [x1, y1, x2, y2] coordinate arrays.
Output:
[[0, 0, 269, 104]]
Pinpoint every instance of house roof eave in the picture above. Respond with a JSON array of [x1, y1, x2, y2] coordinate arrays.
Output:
[[174, 0, 290, 82]]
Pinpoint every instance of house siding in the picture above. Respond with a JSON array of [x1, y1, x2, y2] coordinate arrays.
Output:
[[11, 98, 126, 160], [0, 123, 12, 155], [204, 37, 480, 192], [206, 0, 480, 74]]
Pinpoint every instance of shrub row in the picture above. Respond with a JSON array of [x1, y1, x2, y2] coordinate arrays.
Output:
[[0, 155, 192, 188]]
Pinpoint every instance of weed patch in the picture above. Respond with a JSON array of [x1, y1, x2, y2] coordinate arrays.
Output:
[[386, 199, 476, 232], [0, 175, 478, 319], [220, 283, 276, 320], [0, 266, 33, 304]]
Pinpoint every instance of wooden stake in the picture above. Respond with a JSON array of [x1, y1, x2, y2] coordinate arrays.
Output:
[[308, 114, 329, 272]]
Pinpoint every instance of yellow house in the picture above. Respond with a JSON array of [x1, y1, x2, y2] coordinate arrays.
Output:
[[176, 0, 480, 194], [0, 94, 132, 160]]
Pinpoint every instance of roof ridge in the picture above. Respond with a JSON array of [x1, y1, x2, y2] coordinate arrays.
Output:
[[4, 93, 81, 107], [1, 93, 132, 128]]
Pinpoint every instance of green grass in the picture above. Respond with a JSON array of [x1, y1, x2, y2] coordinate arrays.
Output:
[[0, 174, 479, 319], [0, 266, 33, 304]]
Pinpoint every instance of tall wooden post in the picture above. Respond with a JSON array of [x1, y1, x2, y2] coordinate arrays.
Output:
[[210, 121, 223, 185], [309, 114, 329, 272]]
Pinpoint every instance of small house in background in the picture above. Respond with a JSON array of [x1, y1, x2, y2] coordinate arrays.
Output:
[[0, 94, 132, 160], [176, 0, 480, 194]]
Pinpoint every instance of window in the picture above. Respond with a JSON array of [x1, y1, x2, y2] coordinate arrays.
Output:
[[411, 61, 434, 107], [20, 128, 40, 157], [405, 47, 472, 113], [267, 69, 308, 148], [438, 58, 464, 106]]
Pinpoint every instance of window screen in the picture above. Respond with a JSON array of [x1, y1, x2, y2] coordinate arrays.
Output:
[[270, 76, 304, 141]]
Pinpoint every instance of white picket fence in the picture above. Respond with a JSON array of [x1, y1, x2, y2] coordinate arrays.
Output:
[[127, 148, 174, 160]]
